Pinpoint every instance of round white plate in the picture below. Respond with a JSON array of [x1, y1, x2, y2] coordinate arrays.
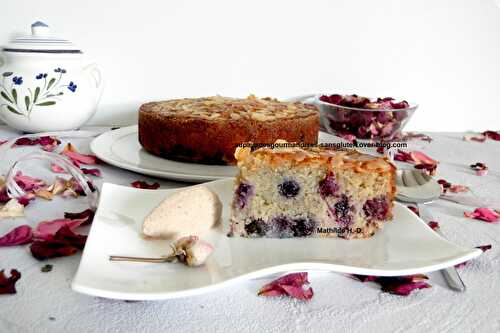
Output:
[[90, 125, 347, 182], [72, 179, 483, 301]]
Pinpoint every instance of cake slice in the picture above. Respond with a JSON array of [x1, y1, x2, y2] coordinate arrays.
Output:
[[229, 142, 396, 239], [143, 186, 222, 239]]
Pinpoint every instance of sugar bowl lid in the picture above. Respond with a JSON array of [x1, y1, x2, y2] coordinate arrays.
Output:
[[3, 21, 82, 54]]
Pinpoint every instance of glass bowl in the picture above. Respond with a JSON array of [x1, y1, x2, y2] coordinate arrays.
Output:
[[316, 94, 418, 141]]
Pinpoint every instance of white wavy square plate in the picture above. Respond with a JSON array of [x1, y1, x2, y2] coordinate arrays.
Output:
[[72, 179, 482, 300]]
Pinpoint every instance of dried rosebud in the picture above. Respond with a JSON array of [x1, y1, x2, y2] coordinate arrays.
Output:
[[173, 236, 214, 267]]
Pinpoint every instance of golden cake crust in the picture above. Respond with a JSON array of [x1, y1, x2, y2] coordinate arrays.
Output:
[[138, 96, 319, 164]]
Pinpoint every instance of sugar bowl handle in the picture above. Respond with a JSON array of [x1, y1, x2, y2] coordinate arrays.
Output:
[[84, 63, 104, 103]]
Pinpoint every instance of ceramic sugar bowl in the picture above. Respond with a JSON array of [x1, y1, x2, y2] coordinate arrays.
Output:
[[0, 21, 103, 133]]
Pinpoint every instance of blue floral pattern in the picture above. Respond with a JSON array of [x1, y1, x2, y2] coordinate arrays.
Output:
[[12, 76, 23, 85], [0, 68, 77, 118]]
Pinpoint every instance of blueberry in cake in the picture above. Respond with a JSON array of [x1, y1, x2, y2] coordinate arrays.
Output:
[[229, 141, 396, 239], [138, 95, 319, 165]]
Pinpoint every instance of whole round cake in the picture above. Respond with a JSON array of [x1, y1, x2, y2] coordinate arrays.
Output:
[[138, 95, 319, 164]]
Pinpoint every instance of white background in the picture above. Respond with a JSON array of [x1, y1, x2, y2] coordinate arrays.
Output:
[[1, 0, 500, 131]]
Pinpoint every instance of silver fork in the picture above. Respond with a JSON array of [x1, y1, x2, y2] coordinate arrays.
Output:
[[395, 169, 466, 292]]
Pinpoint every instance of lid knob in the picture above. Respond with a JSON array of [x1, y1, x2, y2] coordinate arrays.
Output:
[[31, 21, 50, 37]]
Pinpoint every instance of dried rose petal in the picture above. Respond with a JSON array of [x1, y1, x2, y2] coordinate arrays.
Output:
[[0, 140, 7, 145], [30, 226, 87, 260], [464, 208, 499, 223], [456, 244, 492, 268], [0, 188, 9, 204], [17, 194, 35, 207], [81, 168, 102, 177], [61, 143, 98, 166], [381, 280, 431, 296], [400, 132, 433, 142], [427, 221, 440, 230], [12, 136, 61, 151], [0, 269, 21, 294], [38, 136, 61, 152], [14, 171, 45, 191], [34, 218, 89, 240], [410, 151, 437, 165], [449, 185, 469, 193], [64, 209, 95, 224], [483, 130, 500, 141], [50, 163, 66, 174], [0, 199, 25, 219], [350, 274, 377, 282], [463, 134, 487, 142], [407, 205, 419, 216], [414, 163, 437, 176], [394, 150, 412, 162], [258, 272, 313, 300], [470, 162, 488, 176], [476, 244, 492, 252], [14, 137, 39, 146], [351, 274, 430, 296], [338, 133, 357, 143], [131, 181, 160, 189], [438, 179, 468, 194], [376, 146, 385, 154], [0, 225, 33, 246]]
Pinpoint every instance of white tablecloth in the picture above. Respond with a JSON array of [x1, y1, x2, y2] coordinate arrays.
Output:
[[0, 126, 499, 333]]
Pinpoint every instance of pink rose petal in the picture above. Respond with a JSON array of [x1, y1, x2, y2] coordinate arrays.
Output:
[[50, 163, 66, 174], [0, 225, 33, 246], [410, 151, 437, 165], [14, 171, 46, 191], [34, 217, 89, 240], [61, 143, 98, 166], [464, 208, 500, 223], [338, 133, 357, 143], [13, 136, 61, 151], [258, 272, 313, 300]]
